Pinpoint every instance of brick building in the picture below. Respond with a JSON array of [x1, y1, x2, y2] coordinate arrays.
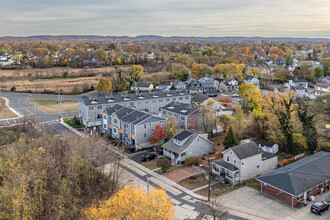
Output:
[[256, 151, 330, 207]]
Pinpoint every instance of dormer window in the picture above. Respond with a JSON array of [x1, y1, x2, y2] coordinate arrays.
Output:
[[226, 156, 229, 162]]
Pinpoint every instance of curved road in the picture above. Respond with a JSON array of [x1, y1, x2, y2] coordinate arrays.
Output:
[[0, 92, 80, 135]]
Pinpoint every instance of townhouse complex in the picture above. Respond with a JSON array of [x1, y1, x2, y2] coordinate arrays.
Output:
[[78, 90, 191, 127]]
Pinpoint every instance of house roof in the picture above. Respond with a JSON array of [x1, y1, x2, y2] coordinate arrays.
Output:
[[162, 129, 209, 154], [226, 141, 262, 160], [293, 78, 308, 83], [103, 104, 124, 115], [173, 130, 193, 141], [80, 90, 189, 106], [256, 151, 330, 196], [213, 159, 239, 172], [191, 93, 209, 103], [315, 83, 329, 89], [244, 75, 255, 81], [259, 140, 276, 148], [161, 102, 198, 116], [292, 85, 306, 91]]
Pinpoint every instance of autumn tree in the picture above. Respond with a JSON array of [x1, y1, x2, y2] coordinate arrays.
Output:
[[298, 106, 318, 153], [166, 116, 178, 139], [205, 199, 228, 220], [199, 99, 217, 133], [222, 126, 238, 149], [272, 97, 295, 154], [191, 64, 212, 79], [125, 65, 143, 87], [96, 49, 108, 65], [150, 124, 167, 145], [83, 185, 175, 220], [169, 63, 189, 81], [218, 114, 233, 132], [96, 78, 112, 95], [242, 47, 249, 54], [232, 104, 245, 138], [321, 57, 330, 76], [238, 83, 262, 112], [112, 67, 128, 92], [218, 96, 232, 108]]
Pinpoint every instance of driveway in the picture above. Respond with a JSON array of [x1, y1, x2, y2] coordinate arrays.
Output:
[[219, 186, 330, 220]]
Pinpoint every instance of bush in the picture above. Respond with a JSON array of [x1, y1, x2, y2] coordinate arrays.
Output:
[[157, 158, 171, 173], [63, 71, 69, 78], [184, 157, 196, 166], [318, 142, 330, 152], [10, 86, 16, 92]]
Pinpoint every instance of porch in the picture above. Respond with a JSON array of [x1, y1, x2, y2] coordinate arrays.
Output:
[[163, 149, 186, 164], [212, 159, 240, 183]]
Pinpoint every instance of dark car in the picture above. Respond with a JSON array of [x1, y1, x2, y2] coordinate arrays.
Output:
[[311, 201, 329, 215], [141, 153, 157, 162], [208, 93, 217, 97]]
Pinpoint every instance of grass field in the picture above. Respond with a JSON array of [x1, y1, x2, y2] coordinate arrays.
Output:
[[28, 98, 78, 114], [0, 97, 17, 119]]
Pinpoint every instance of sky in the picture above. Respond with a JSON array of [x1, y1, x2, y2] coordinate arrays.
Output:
[[1, 0, 330, 38]]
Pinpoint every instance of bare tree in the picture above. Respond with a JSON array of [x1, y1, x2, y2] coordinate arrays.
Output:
[[205, 199, 228, 220]]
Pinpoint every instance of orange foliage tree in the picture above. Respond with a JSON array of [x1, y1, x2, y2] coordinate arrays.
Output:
[[150, 124, 167, 145], [83, 185, 175, 220]]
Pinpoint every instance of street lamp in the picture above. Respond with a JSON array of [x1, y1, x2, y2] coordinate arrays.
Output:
[[200, 159, 212, 201]]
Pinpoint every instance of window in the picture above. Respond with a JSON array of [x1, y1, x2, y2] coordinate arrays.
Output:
[[145, 101, 149, 104], [113, 128, 117, 134], [185, 96, 189, 100], [138, 101, 142, 105], [144, 124, 147, 129], [179, 97, 183, 100], [89, 107, 93, 110], [166, 98, 170, 102], [163, 110, 166, 115], [130, 102, 134, 106], [144, 133, 147, 138], [226, 156, 229, 162], [103, 115, 106, 120], [114, 119, 117, 123], [159, 99, 163, 102], [257, 165, 260, 169], [181, 116, 185, 120], [241, 160, 244, 165], [233, 159, 237, 165], [152, 100, 156, 103], [173, 98, 176, 101], [103, 124, 106, 129]]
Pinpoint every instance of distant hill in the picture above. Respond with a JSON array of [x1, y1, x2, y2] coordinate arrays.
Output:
[[0, 35, 329, 42]]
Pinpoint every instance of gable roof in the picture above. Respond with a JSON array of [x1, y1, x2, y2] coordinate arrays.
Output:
[[162, 129, 210, 154], [131, 82, 152, 88], [259, 140, 276, 148], [256, 151, 330, 196], [244, 75, 256, 81], [103, 104, 125, 115], [225, 141, 262, 160]]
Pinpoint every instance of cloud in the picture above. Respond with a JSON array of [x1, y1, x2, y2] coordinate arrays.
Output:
[[0, 0, 330, 37]]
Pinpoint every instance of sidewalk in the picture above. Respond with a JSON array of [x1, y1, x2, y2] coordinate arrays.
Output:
[[59, 119, 84, 137]]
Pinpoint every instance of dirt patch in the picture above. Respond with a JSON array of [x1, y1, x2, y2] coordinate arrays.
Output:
[[0, 97, 17, 119], [141, 160, 159, 170], [209, 134, 225, 152], [28, 98, 78, 114], [178, 174, 208, 190], [163, 166, 203, 183], [195, 182, 229, 197]]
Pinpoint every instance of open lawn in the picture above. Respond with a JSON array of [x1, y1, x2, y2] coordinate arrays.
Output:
[[29, 98, 78, 114], [0, 98, 17, 119], [141, 159, 159, 170], [178, 174, 209, 190]]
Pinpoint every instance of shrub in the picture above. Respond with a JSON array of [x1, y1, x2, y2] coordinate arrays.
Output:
[[184, 157, 196, 166], [63, 71, 69, 78], [10, 86, 16, 92], [157, 158, 171, 173]]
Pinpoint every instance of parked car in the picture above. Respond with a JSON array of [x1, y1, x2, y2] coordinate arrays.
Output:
[[311, 201, 329, 215], [142, 153, 157, 162], [208, 93, 217, 97]]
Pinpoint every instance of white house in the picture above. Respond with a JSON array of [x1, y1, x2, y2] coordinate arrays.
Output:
[[131, 82, 154, 91], [171, 79, 187, 90], [314, 83, 330, 95], [292, 85, 308, 98], [244, 76, 259, 86], [212, 141, 277, 182], [258, 140, 279, 154], [163, 129, 213, 164]]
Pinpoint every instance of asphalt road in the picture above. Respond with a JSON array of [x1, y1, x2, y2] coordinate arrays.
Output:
[[0, 92, 80, 135]]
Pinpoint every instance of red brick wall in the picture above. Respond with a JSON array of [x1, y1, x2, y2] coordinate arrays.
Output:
[[259, 182, 294, 206], [259, 182, 326, 207]]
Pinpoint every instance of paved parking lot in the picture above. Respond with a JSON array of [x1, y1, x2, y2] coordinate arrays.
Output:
[[219, 186, 330, 220]]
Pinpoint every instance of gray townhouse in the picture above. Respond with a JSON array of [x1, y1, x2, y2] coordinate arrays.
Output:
[[102, 104, 166, 150], [79, 90, 191, 127], [160, 102, 199, 130]]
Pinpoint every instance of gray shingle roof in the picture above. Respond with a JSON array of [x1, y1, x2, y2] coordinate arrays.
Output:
[[191, 93, 209, 103], [173, 130, 193, 141], [161, 102, 198, 116], [103, 104, 124, 115], [80, 90, 189, 106], [162, 129, 208, 154], [228, 141, 262, 160], [256, 151, 330, 196], [213, 159, 239, 171], [259, 140, 276, 148], [131, 82, 152, 88]]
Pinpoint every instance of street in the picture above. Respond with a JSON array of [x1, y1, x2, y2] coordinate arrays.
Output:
[[0, 92, 79, 134]]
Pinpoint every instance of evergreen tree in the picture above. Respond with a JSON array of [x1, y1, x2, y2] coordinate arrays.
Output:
[[222, 126, 238, 149], [298, 106, 318, 153]]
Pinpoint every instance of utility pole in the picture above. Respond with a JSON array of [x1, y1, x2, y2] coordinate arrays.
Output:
[[208, 159, 211, 202], [34, 101, 36, 122], [147, 174, 150, 192], [58, 87, 61, 122]]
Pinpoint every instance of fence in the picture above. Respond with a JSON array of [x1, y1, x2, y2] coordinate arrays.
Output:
[[282, 153, 305, 166], [196, 152, 223, 170]]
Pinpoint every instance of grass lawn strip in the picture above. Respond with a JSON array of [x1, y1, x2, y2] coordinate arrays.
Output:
[[0, 97, 17, 119], [29, 98, 78, 114]]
